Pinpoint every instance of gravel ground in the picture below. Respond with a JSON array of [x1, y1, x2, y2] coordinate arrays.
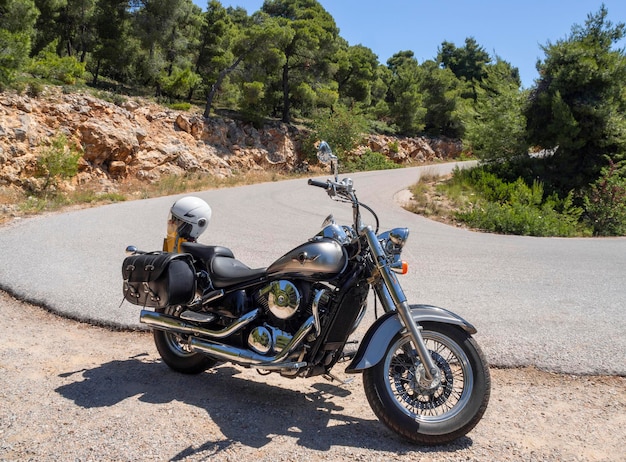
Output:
[[1, 290, 624, 462]]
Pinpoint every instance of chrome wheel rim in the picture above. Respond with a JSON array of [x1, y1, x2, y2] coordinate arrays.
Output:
[[162, 307, 194, 357], [383, 331, 473, 423]]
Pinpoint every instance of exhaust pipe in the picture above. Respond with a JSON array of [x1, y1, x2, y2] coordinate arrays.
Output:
[[139, 308, 259, 339], [141, 308, 315, 369], [188, 316, 315, 368]]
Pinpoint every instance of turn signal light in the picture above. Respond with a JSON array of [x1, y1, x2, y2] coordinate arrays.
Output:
[[390, 260, 409, 274]]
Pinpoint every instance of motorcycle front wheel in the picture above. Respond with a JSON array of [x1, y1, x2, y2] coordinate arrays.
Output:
[[362, 322, 490, 445], [153, 306, 218, 374]]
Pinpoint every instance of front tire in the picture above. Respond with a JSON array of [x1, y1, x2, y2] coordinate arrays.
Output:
[[153, 307, 217, 374], [362, 322, 490, 445]]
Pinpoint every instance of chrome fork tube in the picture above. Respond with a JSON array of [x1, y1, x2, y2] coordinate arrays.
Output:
[[363, 226, 439, 381]]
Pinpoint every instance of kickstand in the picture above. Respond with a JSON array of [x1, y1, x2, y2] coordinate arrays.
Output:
[[323, 372, 355, 385]]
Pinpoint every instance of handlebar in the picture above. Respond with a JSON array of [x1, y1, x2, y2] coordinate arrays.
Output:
[[308, 179, 330, 189], [307, 177, 379, 234]]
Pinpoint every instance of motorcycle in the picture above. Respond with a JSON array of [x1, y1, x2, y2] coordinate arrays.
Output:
[[122, 141, 490, 445]]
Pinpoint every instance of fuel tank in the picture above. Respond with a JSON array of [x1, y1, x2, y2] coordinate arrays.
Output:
[[267, 238, 347, 278]]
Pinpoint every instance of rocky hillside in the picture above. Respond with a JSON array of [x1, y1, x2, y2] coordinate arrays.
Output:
[[0, 86, 462, 195]]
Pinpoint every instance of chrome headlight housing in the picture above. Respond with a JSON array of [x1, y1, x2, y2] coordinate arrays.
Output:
[[378, 227, 409, 255], [378, 227, 410, 274]]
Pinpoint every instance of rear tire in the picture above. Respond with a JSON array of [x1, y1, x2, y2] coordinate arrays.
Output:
[[152, 307, 217, 374], [362, 322, 490, 445]]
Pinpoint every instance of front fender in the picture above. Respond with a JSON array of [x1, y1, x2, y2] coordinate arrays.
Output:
[[344, 304, 476, 374]]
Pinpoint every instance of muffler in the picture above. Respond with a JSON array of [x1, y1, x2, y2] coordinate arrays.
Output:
[[139, 308, 259, 339], [140, 308, 315, 369], [188, 316, 314, 368]]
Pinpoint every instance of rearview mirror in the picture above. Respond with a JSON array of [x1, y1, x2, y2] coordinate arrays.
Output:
[[316, 141, 339, 182]]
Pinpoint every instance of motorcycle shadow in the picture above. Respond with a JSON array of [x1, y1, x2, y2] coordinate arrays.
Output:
[[56, 355, 473, 456]]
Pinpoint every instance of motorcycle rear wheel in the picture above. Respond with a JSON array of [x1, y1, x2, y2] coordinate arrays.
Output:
[[153, 306, 218, 374], [362, 322, 490, 445]]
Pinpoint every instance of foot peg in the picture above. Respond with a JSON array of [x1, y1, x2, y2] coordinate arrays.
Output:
[[180, 311, 216, 323]]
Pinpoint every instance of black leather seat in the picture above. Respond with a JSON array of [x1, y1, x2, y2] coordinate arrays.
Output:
[[210, 257, 267, 287], [181, 242, 234, 266], [181, 242, 267, 288]]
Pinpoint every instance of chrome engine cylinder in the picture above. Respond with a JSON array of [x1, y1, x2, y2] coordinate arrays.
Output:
[[258, 280, 301, 319], [248, 324, 294, 355]]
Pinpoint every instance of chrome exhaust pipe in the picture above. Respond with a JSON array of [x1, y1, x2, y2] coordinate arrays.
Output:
[[189, 316, 315, 368], [139, 308, 259, 339]]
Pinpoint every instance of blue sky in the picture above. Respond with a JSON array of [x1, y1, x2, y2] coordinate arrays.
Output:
[[192, 1, 626, 89]]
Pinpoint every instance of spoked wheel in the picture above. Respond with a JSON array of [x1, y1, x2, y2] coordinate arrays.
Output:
[[363, 322, 490, 445], [153, 306, 217, 374]]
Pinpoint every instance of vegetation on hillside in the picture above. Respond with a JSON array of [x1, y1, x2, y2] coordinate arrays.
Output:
[[0, 1, 624, 235]]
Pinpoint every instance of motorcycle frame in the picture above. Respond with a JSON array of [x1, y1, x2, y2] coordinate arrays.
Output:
[[339, 184, 441, 382]]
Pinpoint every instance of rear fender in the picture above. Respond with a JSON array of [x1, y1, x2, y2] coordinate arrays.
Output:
[[345, 304, 477, 373]]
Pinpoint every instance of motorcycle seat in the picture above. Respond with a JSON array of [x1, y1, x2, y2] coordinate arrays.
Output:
[[180, 242, 267, 288], [180, 242, 235, 268], [210, 256, 267, 288]]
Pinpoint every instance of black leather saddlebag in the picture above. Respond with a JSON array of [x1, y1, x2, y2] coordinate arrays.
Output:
[[122, 252, 196, 308]]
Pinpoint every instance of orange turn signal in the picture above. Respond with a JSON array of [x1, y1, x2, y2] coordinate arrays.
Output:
[[391, 260, 409, 274]]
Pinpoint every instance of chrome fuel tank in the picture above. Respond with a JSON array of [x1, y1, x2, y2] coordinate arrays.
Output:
[[267, 238, 347, 278]]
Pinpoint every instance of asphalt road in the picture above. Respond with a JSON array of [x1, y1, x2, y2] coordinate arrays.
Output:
[[1, 163, 624, 375]]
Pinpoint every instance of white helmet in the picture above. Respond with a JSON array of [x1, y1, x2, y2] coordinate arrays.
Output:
[[169, 196, 212, 240]]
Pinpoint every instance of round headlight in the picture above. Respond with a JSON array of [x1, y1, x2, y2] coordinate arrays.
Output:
[[389, 228, 409, 247]]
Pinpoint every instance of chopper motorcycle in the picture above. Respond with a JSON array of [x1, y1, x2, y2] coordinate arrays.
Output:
[[122, 141, 490, 445]]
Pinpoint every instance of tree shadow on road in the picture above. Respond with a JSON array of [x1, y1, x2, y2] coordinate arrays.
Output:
[[56, 355, 473, 459]]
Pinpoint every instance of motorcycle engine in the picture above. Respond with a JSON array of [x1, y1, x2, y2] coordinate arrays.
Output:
[[247, 324, 293, 355], [257, 280, 301, 320], [248, 280, 306, 355]]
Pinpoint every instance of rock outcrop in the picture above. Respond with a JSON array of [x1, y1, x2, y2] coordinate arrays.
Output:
[[0, 87, 462, 194]]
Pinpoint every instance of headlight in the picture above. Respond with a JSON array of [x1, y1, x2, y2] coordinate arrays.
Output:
[[378, 228, 410, 274], [378, 227, 409, 255]]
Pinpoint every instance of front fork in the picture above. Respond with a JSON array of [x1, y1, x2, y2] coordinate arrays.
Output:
[[363, 226, 441, 382]]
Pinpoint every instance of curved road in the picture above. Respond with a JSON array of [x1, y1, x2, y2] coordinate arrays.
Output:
[[1, 163, 624, 375]]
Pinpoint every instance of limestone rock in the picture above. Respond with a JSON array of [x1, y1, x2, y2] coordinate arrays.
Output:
[[0, 86, 462, 196]]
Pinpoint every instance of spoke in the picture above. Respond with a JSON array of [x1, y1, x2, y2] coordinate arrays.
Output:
[[384, 332, 473, 421]]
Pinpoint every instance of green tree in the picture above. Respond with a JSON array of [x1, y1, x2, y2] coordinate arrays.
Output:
[[334, 41, 379, 107], [90, 0, 136, 85], [525, 5, 626, 193], [202, 10, 291, 117], [192, 0, 233, 102], [419, 59, 466, 138], [386, 51, 425, 135], [438, 37, 491, 100], [367, 63, 392, 124], [56, 0, 96, 60], [0, 0, 39, 85], [261, 0, 339, 123], [463, 59, 528, 161], [32, 0, 64, 56], [132, 0, 202, 93], [31, 0, 97, 61]]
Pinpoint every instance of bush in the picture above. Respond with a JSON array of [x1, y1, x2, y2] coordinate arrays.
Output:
[[343, 150, 400, 173], [167, 102, 192, 111], [27, 44, 85, 84], [35, 133, 82, 194], [238, 81, 266, 128], [158, 67, 201, 101], [450, 166, 587, 236], [307, 105, 368, 162], [26, 80, 44, 97], [457, 201, 584, 237], [584, 159, 626, 236]]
